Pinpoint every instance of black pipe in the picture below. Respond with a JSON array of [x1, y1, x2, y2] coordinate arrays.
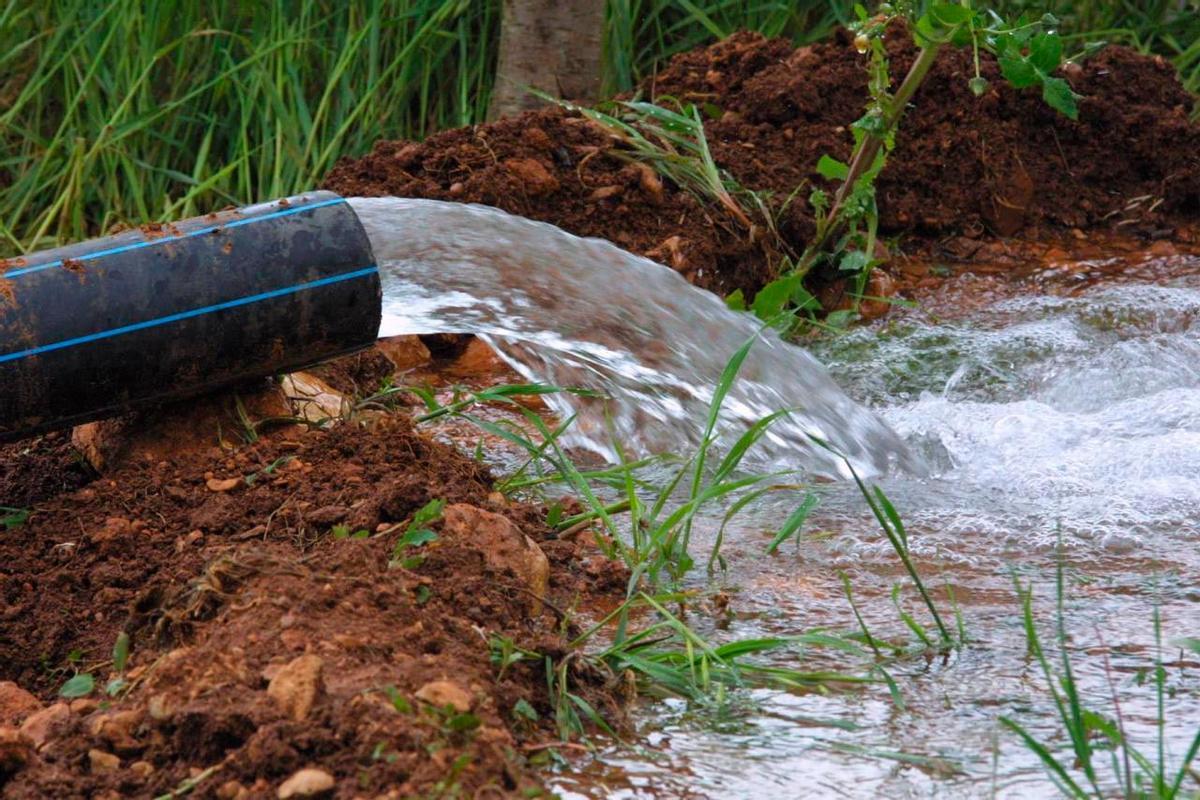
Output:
[[0, 191, 380, 442]]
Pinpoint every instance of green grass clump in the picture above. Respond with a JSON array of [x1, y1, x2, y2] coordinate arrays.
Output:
[[0, 0, 501, 253]]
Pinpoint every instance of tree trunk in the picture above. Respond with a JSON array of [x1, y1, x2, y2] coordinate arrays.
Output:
[[487, 0, 605, 120]]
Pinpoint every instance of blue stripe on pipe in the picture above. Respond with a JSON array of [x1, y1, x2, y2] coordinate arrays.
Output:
[[0, 266, 379, 364], [2, 197, 347, 280]]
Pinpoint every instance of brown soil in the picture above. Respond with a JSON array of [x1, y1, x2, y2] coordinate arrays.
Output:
[[0, 403, 627, 798], [326, 27, 1200, 299]]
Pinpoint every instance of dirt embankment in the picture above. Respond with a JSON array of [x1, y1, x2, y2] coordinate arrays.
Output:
[[326, 29, 1200, 298], [0, 395, 626, 798]]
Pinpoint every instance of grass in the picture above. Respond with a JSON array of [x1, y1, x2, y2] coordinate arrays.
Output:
[[1001, 560, 1200, 799], [5, 2, 1199, 254]]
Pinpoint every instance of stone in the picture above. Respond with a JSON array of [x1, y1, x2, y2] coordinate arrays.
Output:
[[414, 681, 472, 713], [280, 372, 347, 423], [267, 654, 324, 721], [19, 702, 71, 749], [91, 709, 143, 753], [206, 477, 241, 493], [858, 270, 898, 322], [129, 760, 155, 778], [88, 748, 121, 772], [277, 767, 335, 798], [0, 726, 33, 775], [0, 682, 41, 726], [216, 780, 245, 799], [147, 693, 173, 721], [374, 336, 432, 372], [441, 504, 549, 615]]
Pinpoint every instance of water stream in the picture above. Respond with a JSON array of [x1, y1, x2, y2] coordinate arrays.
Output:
[[349, 197, 1200, 798], [351, 197, 913, 478]]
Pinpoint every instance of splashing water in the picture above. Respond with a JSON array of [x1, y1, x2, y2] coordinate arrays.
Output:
[[349, 197, 912, 477]]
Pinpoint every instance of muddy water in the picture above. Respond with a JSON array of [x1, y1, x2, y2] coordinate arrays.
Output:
[[350, 195, 1198, 798], [556, 262, 1200, 798]]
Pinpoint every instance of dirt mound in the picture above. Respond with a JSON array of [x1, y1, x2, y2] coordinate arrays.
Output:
[[0, 412, 625, 798], [325, 28, 1200, 298]]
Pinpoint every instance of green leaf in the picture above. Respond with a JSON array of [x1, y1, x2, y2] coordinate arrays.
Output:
[[724, 289, 746, 311], [838, 250, 872, 274], [816, 154, 848, 181], [410, 498, 446, 528], [825, 309, 858, 329], [0, 507, 29, 530], [59, 673, 95, 698], [1171, 636, 1200, 654], [767, 494, 819, 554], [105, 677, 128, 697], [791, 284, 822, 312], [447, 712, 481, 732], [968, 76, 990, 97], [111, 631, 130, 673], [751, 274, 801, 321], [398, 528, 437, 548], [927, 4, 974, 26], [512, 698, 539, 722], [1041, 76, 1078, 119], [998, 54, 1039, 89], [1029, 33, 1063, 74]]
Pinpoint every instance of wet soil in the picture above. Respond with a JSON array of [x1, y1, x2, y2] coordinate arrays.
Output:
[[326, 27, 1200, 299]]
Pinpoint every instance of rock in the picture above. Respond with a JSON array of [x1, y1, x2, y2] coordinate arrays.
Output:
[[206, 477, 241, 493], [375, 336, 432, 372], [444, 338, 507, 379], [0, 682, 42, 726], [0, 727, 33, 775], [277, 767, 335, 798], [129, 760, 155, 778], [88, 748, 121, 772], [90, 517, 134, 545], [91, 709, 143, 753], [589, 185, 623, 202], [68, 697, 100, 715], [147, 693, 173, 721], [503, 157, 559, 196], [858, 270, 898, 322], [440, 504, 549, 615], [267, 654, 324, 721], [280, 372, 347, 423], [19, 702, 71, 749], [216, 780, 245, 799], [415, 680, 472, 713]]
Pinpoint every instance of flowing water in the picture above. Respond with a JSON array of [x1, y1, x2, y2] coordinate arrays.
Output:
[[349, 197, 1200, 798], [351, 197, 912, 478]]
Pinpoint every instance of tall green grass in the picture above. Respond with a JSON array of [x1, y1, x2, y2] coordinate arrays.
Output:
[[0, 0, 501, 253], [3, 0, 1198, 254]]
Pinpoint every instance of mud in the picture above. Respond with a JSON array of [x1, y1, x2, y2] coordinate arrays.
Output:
[[326, 27, 1200, 298]]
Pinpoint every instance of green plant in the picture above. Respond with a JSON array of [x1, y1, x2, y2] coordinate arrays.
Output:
[[388, 497, 446, 569], [1001, 564, 1200, 798], [0, 507, 29, 530], [751, 3, 1086, 324]]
